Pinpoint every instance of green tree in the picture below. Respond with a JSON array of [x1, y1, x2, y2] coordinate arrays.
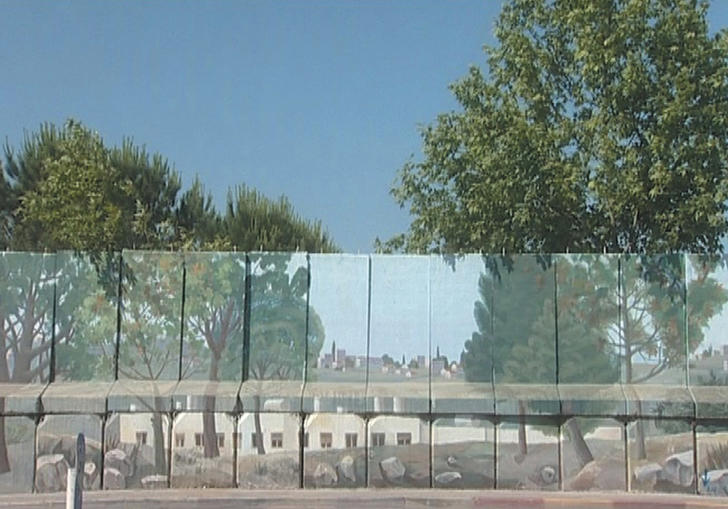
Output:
[[386, 0, 728, 255], [109, 139, 182, 250], [389, 0, 728, 466], [3, 122, 71, 250], [223, 185, 337, 253], [0, 161, 13, 249], [4, 120, 184, 255], [2, 118, 338, 467], [17, 121, 135, 255]]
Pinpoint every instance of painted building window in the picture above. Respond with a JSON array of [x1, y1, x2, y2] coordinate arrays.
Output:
[[345, 433, 358, 448], [217, 432, 225, 449], [320, 432, 333, 449], [396, 432, 412, 446], [136, 431, 147, 446], [175, 433, 185, 448], [371, 432, 385, 447], [195, 433, 203, 447], [271, 432, 284, 449]]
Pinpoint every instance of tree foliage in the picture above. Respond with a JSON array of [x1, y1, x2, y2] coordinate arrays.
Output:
[[0, 118, 337, 468], [387, 0, 728, 255]]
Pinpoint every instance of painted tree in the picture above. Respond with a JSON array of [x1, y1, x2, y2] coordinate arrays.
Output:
[[0, 253, 55, 473], [619, 255, 726, 459], [462, 256, 557, 459], [181, 252, 246, 458], [52, 252, 120, 383], [243, 254, 325, 455], [117, 251, 183, 474]]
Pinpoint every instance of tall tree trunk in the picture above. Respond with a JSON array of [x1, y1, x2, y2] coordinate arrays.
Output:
[[202, 356, 220, 458], [253, 395, 265, 455], [566, 418, 594, 468], [518, 400, 528, 457], [0, 399, 9, 474], [151, 409, 167, 475]]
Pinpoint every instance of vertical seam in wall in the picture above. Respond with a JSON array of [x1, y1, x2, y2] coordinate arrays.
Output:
[[490, 267, 495, 386], [365, 256, 372, 413], [232, 413, 239, 488], [31, 414, 40, 493], [618, 255, 623, 384], [299, 412, 305, 489], [553, 259, 559, 387], [100, 413, 106, 490], [364, 415, 369, 488], [242, 255, 251, 383], [624, 420, 631, 492], [557, 421, 563, 491], [684, 253, 690, 387], [178, 255, 186, 382], [114, 252, 123, 381], [166, 413, 172, 488], [427, 256, 432, 416], [49, 253, 57, 384], [300, 253, 310, 420], [553, 260, 563, 491], [493, 417, 498, 489], [428, 415, 433, 488], [692, 419, 698, 495]]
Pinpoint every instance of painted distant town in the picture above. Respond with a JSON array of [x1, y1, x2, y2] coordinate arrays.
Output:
[[314, 343, 461, 381]]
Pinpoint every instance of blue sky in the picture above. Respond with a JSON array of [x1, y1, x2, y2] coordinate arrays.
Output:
[[2, 1, 727, 252]]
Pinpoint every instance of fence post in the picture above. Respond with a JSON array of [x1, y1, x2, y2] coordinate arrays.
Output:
[[66, 433, 85, 509]]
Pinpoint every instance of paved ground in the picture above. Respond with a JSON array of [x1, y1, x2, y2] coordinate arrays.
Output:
[[1, 489, 726, 509]]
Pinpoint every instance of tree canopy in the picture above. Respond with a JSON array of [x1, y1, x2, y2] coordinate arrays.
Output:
[[385, 0, 728, 255], [2, 119, 338, 254]]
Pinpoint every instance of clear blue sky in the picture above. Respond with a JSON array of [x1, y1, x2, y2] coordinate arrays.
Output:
[[2, 1, 727, 252]]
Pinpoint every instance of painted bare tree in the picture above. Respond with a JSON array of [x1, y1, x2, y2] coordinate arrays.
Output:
[[0, 253, 55, 474]]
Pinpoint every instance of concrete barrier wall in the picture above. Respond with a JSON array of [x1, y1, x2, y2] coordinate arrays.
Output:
[[1, 251, 727, 496]]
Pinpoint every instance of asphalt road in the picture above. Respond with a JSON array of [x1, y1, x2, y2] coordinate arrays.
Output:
[[1, 489, 727, 509]]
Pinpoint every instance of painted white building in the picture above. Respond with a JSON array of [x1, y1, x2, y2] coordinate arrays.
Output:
[[238, 413, 299, 455], [368, 416, 428, 447], [172, 413, 235, 457], [118, 413, 169, 448], [304, 413, 364, 450], [433, 417, 493, 444]]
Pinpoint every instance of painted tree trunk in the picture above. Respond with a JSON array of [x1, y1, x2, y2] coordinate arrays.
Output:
[[202, 356, 220, 458], [566, 418, 594, 468], [253, 395, 265, 455], [518, 400, 528, 457], [151, 410, 167, 475]]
